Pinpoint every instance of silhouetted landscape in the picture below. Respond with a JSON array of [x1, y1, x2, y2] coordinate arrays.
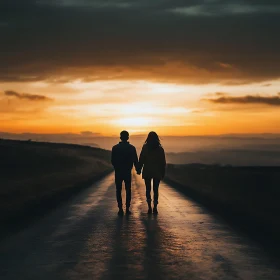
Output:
[[3, 132, 280, 166], [2, 138, 280, 278], [0, 139, 112, 235], [3, 137, 280, 242], [165, 164, 280, 241], [166, 149, 280, 166]]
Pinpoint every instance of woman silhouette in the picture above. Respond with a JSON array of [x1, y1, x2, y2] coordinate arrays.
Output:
[[138, 132, 166, 214]]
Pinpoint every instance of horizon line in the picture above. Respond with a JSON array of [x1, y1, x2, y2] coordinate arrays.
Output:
[[1, 131, 280, 138]]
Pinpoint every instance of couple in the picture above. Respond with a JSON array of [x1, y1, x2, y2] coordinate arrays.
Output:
[[111, 130, 166, 216]]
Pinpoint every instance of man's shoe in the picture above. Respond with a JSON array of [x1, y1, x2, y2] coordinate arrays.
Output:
[[118, 209, 124, 216], [147, 208, 152, 214], [126, 208, 132, 215]]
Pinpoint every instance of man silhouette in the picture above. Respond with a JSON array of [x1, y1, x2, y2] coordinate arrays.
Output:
[[111, 131, 139, 215]]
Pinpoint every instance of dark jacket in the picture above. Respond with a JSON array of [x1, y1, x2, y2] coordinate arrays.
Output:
[[139, 144, 166, 179], [111, 142, 139, 172]]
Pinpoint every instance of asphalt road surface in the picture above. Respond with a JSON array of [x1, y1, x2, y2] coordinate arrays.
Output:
[[1, 173, 280, 280]]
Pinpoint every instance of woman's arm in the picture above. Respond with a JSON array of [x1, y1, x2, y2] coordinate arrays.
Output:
[[138, 145, 146, 174], [161, 147, 166, 178]]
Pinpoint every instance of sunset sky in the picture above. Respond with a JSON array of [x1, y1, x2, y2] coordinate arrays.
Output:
[[1, 0, 280, 136]]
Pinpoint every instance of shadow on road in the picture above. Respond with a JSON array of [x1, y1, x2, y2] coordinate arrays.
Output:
[[142, 215, 166, 280], [100, 214, 145, 280]]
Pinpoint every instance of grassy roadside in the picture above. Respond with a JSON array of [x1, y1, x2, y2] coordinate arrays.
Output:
[[165, 164, 280, 250], [0, 139, 113, 237]]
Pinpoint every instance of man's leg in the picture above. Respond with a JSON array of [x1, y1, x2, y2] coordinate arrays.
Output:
[[124, 171, 132, 213], [115, 172, 124, 213], [144, 178, 152, 213], [153, 178, 161, 214]]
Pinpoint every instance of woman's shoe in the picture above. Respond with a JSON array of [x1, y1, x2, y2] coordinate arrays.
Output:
[[153, 206, 158, 214], [126, 208, 132, 215]]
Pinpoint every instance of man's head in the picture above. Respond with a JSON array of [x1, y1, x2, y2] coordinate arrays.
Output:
[[120, 130, 129, 142]]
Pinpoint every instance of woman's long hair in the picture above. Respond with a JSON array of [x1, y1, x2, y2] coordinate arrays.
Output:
[[145, 131, 161, 149]]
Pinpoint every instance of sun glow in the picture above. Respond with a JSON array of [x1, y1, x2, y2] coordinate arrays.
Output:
[[112, 117, 159, 128], [114, 117, 154, 127]]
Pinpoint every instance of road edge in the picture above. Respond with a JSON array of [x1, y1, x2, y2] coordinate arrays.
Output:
[[164, 176, 280, 260], [1, 169, 113, 241]]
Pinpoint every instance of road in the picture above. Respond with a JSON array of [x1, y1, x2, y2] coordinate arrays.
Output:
[[1, 173, 280, 280]]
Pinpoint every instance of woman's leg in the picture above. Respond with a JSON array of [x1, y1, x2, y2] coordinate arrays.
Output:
[[144, 178, 152, 212], [153, 178, 161, 212]]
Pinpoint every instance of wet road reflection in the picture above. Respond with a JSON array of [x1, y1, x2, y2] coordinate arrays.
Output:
[[1, 173, 280, 280]]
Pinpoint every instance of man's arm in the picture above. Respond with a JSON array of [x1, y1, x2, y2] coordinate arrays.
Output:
[[132, 146, 139, 172], [111, 146, 116, 168]]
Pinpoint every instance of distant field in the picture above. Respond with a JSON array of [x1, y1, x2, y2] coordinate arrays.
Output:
[[166, 149, 280, 166], [165, 164, 280, 238], [0, 139, 112, 224]]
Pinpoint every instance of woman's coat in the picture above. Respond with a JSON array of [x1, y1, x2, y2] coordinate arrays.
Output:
[[139, 144, 166, 179]]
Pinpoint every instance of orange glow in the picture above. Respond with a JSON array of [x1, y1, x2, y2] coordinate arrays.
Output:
[[1, 79, 280, 136]]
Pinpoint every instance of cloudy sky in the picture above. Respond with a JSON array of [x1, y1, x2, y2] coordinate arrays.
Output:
[[1, 0, 280, 136]]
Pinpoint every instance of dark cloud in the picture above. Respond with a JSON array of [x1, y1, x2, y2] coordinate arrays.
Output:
[[241, 0, 280, 5], [206, 93, 280, 106], [4, 90, 52, 101], [37, 0, 280, 10], [0, 0, 280, 83]]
